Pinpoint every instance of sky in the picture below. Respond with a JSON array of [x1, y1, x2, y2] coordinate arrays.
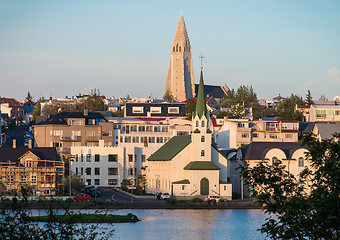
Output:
[[1, 0, 340, 101]]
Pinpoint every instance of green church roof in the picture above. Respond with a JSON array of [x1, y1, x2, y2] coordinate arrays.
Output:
[[148, 135, 191, 161], [184, 161, 220, 170], [194, 71, 208, 119], [172, 179, 190, 184]]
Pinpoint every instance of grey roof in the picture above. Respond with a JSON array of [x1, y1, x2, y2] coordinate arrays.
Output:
[[35, 112, 106, 125], [219, 149, 237, 160], [244, 142, 308, 160], [22, 106, 35, 114], [194, 84, 226, 99], [315, 123, 340, 139]]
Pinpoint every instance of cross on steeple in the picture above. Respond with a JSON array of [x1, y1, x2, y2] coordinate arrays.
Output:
[[199, 54, 205, 69]]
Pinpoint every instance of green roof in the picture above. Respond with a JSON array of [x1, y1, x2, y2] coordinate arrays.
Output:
[[219, 181, 232, 184], [172, 179, 190, 184], [184, 161, 220, 170], [148, 135, 191, 161], [193, 128, 201, 133], [194, 71, 208, 119]]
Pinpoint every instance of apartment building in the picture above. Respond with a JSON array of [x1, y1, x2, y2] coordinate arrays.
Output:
[[215, 118, 299, 149], [296, 98, 340, 122], [33, 112, 114, 157], [0, 140, 64, 196]]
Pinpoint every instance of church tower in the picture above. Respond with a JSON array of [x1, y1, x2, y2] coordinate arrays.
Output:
[[192, 70, 212, 162], [165, 13, 195, 101]]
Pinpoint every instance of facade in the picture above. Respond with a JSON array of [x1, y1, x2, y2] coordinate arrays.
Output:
[[147, 71, 232, 199], [296, 99, 340, 122], [33, 112, 113, 157], [312, 122, 340, 141], [238, 142, 311, 197], [165, 14, 195, 101], [0, 97, 23, 122], [215, 118, 299, 149], [124, 102, 186, 118], [194, 84, 228, 105], [71, 140, 145, 187], [0, 141, 63, 196]]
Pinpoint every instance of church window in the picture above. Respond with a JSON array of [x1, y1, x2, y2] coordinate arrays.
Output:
[[272, 157, 279, 165], [298, 157, 304, 167], [196, 121, 199, 127], [182, 185, 185, 191], [201, 136, 205, 142], [201, 120, 205, 127], [173, 46, 175, 52], [179, 46, 181, 52], [176, 43, 178, 52], [201, 150, 205, 157]]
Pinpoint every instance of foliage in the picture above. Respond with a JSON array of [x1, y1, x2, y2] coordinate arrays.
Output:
[[62, 174, 83, 195], [277, 94, 305, 121], [24, 92, 35, 106], [136, 174, 147, 195], [319, 94, 327, 101], [111, 110, 124, 117], [239, 133, 340, 239], [121, 179, 132, 192], [163, 89, 175, 102], [185, 99, 196, 118], [192, 197, 203, 202], [32, 102, 41, 120], [306, 90, 313, 106], [80, 89, 105, 112]]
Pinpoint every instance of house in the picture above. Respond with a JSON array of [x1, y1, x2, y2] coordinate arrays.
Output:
[[124, 102, 186, 118], [146, 71, 232, 199], [312, 123, 340, 141], [0, 140, 64, 196], [22, 105, 35, 123], [194, 84, 228, 105], [296, 98, 340, 122], [0, 97, 23, 122]]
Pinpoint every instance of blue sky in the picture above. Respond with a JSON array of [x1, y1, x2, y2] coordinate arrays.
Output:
[[1, 0, 340, 101]]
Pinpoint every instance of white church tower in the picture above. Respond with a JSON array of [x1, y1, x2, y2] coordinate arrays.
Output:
[[165, 13, 195, 101]]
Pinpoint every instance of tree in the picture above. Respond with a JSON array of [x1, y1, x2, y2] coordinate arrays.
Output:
[[163, 89, 175, 103], [185, 99, 196, 118], [319, 94, 327, 101], [81, 88, 105, 112], [121, 179, 132, 192], [306, 90, 313, 106], [239, 133, 340, 239], [277, 94, 305, 121], [136, 174, 147, 195], [24, 92, 34, 106], [32, 102, 41, 120]]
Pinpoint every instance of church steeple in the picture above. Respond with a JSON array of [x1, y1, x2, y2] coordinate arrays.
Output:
[[165, 14, 194, 101], [194, 71, 208, 119]]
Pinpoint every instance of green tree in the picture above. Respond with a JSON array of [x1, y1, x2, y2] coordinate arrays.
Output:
[[23, 92, 35, 106], [32, 102, 41, 120], [81, 88, 105, 112], [185, 99, 196, 118], [306, 90, 313, 106], [239, 133, 340, 239], [277, 94, 305, 121], [136, 174, 147, 195], [163, 89, 175, 103], [121, 179, 132, 192]]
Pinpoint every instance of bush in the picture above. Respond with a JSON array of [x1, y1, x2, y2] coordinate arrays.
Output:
[[192, 197, 203, 202]]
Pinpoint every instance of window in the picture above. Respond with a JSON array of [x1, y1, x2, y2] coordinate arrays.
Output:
[[272, 157, 279, 165], [162, 126, 168, 132], [128, 155, 133, 162], [81, 154, 84, 162], [52, 130, 63, 136], [132, 136, 139, 143], [201, 136, 205, 142], [148, 137, 155, 143], [196, 121, 199, 127], [141, 155, 146, 162], [156, 137, 163, 143], [125, 136, 131, 143], [132, 107, 144, 113], [81, 167, 84, 175], [285, 134, 293, 138], [76, 167, 78, 175], [238, 122, 245, 128], [154, 126, 161, 132], [86, 168, 91, 175], [138, 126, 145, 132], [201, 150, 205, 157], [95, 168, 100, 175], [53, 142, 62, 147], [31, 175, 37, 184], [76, 154, 78, 162], [150, 107, 161, 113], [21, 175, 27, 182], [94, 179, 100, 185], [269, 134, 277, 139], [95, 154, 100, 162], [108, 179, 118, 185], [182, 185, 185, 191], [298, 157, 304, 167], [241, 133, 249, 138], [168, 107, 179, 114], [201, 120, 205, 127], [252, 133, 258, 138], [135, 154, 137, 162], [224, 185, 226, 191], [86, 154, 91, 162], [70, 120, 83, 125], [146, 126, 152, 132], [129, 168, 133, 176], [86, 179, 91, 185], [108, 154, 118, 162], [108, 168, 118, 175]]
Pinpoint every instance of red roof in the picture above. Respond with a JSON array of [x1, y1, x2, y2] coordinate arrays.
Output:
[[211, 118, 223, 127], [0, 98, 22, 107], [136, 117, 166, 122]]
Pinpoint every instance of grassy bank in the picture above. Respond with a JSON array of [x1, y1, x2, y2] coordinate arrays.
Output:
[[29, 213, 139, 223]]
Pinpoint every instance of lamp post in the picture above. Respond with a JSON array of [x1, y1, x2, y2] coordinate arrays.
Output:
[[69, 155, 75, 198]]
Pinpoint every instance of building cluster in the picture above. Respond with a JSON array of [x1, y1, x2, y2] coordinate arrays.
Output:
[[1, 14, 339, 199]]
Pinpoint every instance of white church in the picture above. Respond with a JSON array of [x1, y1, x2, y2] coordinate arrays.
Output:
[[146, 71, 233, 199]]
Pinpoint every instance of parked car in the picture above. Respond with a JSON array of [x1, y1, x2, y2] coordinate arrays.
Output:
[[89, 188, 101, 197], [158, 192, 170, 200], [73, 194, 91, 201], [205, 195, 221, 202], [82, 185, 95, 194]]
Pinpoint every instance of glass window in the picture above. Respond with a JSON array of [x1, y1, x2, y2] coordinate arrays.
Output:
[[108, 154, 118, 162], [141, 155, 146, 162], [94, 179, 100, 185], [128, 155, 133, 162], [95, 154, 100, 162], [272, 157, 279, 165], [201, 136, 205, 142], [201, 150, 205, 157], [108, 168, 118, 175], [201, 120, 205, 127], [132, 107, 144, 113], [298, 157, 304, 167], [108, 179, 118, 185], [95, 168, 100, 175], [86, 154, 91, 162], [168, 107, 179, 114], [86, 168, 91, 175]]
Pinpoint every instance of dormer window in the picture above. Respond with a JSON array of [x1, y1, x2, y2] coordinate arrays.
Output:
[[201, 150, 205, 157]]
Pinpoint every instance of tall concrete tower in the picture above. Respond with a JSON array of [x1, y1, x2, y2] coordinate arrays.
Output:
[[165, 14, 195, 101]]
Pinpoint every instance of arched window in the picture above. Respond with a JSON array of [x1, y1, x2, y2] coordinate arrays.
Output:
[[173, 46, 175, 52], [176, 43, 178, 52], [196, 121, 199, 127], [201, 120, 205, 127], [201, 136, 205, 142], [179, 46, 181, 52], [201, 150, 205, 157], [298, 157, 304, 167], [272, 156, 279, 165]]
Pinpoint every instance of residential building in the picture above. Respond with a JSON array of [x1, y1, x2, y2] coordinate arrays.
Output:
[[165, 13, 195, 101], [312, 122, 340, 141], [0, 140, 64, 196], [146, 71, 232, 199], [0, 97, 23, 122], [33, 111, 113, 157], [124, 102, 186, 118], [296, 98, 340, 122], [194, 84, 228, 105]]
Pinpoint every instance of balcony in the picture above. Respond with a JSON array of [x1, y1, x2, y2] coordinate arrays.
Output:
[[265, 127, 279, 132], [59, 136, 81, 142], [86, 136, 99, 142]]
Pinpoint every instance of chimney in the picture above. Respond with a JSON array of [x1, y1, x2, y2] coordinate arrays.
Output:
[[84, 108, 88, 116], [28, 139, 32, 149], [12, 139, 16, 148]]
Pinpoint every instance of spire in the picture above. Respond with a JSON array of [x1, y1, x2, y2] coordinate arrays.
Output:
[[172, 14, 190, 52], [195, 71, 207, 119]]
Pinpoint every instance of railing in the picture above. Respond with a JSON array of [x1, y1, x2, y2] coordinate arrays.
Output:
[[86, 136, 99, 142], [59, 136, 81, 142], [266, 127, 279, 132]]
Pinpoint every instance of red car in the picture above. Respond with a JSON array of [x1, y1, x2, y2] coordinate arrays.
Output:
[[73, 194, 91, 201]]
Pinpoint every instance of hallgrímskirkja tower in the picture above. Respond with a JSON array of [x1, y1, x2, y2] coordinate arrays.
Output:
[[165, 13, 195, 101]]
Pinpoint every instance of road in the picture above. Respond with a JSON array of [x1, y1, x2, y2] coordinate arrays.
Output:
[[95, 187, 160, 203]]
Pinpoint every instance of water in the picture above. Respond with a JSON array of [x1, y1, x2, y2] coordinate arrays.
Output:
[[109, 209, 267, 240]]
